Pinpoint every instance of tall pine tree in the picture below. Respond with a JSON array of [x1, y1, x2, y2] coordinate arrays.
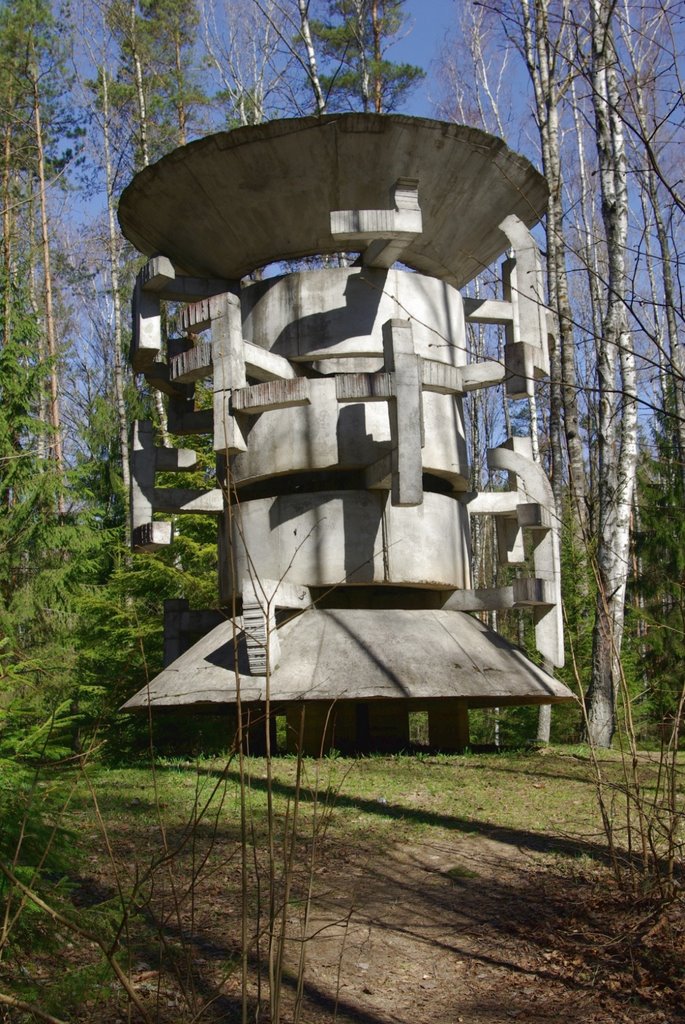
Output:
[[310, 0, 424, 112]]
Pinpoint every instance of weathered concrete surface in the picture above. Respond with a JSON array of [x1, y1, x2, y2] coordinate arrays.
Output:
[[118, 115, 547, 289], [120, 114, 569, 730], [241, 267, 467, 366], [220, 490, 472, 598], [121, 607, 573, 710], [229, 379, 469, 489]]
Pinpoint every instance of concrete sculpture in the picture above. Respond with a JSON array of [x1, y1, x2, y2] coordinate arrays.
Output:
[[119, 114, 573, 752]]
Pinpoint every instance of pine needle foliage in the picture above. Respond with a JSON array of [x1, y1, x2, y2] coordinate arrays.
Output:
[[310, 0, 425, 113]]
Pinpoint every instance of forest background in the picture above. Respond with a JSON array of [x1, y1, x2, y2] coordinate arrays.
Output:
[[0, 0, 683, 762]]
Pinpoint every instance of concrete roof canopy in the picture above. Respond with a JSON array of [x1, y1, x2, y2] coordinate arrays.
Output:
[[118, 114, 548, 288]]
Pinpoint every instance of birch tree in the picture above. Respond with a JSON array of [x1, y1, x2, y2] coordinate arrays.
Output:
[[518, 0, 586, 523], [202, 0, 297, 124], [584, 0, 638, 746]]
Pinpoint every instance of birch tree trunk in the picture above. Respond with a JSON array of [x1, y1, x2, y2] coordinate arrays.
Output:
[[520, 0, 586, 522], [615, 2, 685, 485], [520, 0, 589, 742], [101, 68, 132, 545], [297, 0, 326, 114], [371, 0, 382, 113], [129, 0, 150, 167], [127, 0, 169, 443], [585, 0, 638, 747]]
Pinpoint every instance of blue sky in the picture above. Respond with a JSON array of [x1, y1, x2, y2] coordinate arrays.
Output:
[[389, 0, 457, 117]]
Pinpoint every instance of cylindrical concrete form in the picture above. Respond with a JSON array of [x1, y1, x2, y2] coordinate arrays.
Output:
[[120, 114, 573, 752]]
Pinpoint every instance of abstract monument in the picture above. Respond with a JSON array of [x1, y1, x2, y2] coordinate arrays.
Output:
[[119, 114, 574, 752]]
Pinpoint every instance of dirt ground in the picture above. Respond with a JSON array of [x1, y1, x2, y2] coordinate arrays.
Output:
[[10, 760, 683, 1024], [278, 836, 680, 1024], [161, 830, 683, 1024]]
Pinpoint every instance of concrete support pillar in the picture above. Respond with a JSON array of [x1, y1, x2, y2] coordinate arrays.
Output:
[[286, 703, 335, 756], [369, 701, 410, 752], [212, 292, 247, 455], [241, 704, 276, 756], [427, 699, 470, 751], [382, 319, 424, 507], [329, 703, 358, 755]]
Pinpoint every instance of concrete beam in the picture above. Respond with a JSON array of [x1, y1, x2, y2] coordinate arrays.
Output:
[[463, 297, 513, 325], [243, 342, 298, 382], [512, 577, 555, 607], [461, 360, 507, 391], [132, 521, 173, 552], [180, 292, 236, 332], [139, 255, 176, 292], [444, 578, 554, 612], [155, 447, 198, 472], [331, 178, 422, 269], [167, 401, 214, 436], [143, 362, 193, 398], [169, 341, 212, 384], [157, 275, 233, 303], [462, 491, 519, 516], [335, 372, 393, 402], [420, 360, 464, 395], [517, 501, 552, 532], [444, 586, 518, 612], [212, 292, 247, 455], [383, 319, 424, 507], [365, 453, 393, 491], [231, 378, 310, 415], [151, 487, 223, 515]]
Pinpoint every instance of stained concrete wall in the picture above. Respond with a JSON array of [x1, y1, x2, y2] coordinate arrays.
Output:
[[220, 491, 472, 601], [231, 381, 469, 489], [242, 267, 467, 367]]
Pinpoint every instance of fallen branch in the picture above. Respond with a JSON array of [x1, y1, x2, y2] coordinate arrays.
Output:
[[0, 861, 153, 1024], [0, 991, 67, 1024]]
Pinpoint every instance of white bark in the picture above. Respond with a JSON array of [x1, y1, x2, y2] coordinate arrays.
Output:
[[101, 67, 132, 543], [586, 0, 638, 748], [202, 0, 290, 125], [297, 0, 326, 113], [128, 0, 169, 443]]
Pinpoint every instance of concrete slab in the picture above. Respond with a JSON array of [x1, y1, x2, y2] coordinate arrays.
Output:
[[121, 608, 574, 710]]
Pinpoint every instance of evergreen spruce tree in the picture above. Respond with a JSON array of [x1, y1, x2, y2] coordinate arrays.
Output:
[[106, 0, 207, 167], [632, 399, 685, 732]]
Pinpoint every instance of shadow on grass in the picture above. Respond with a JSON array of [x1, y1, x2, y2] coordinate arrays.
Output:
[[189, 763, 614, 866], [68, 761, 679, 1024]]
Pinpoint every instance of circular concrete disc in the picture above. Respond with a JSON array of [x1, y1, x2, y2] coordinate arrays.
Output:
[[121, 608, 573, 711], [118, 114, 547, 289]]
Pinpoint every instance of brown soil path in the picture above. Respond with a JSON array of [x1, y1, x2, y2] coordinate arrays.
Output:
[[281, 836, 679, 1024]]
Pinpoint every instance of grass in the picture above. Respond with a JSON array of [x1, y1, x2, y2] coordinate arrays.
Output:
[[1, 745, 681, 1022], [60, 745, 658, 890], [67, 745, 667, 850]]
